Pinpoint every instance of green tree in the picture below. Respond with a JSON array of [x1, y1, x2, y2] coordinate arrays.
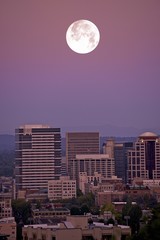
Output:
[[12, 199, 31, 224], [129, 205, 142, 234], [122, 203, 142, 234], [80, 203, 90, 215], [100, 203, 116, 215], [76, 188, 83, 197], [70, 205, 81, 215]]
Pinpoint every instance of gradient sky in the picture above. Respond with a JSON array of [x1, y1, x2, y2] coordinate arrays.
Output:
[[0, 0, 160, 135]]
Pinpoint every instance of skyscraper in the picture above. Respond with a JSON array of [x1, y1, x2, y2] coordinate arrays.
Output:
[[66, 132, 100, 178], [71, 154, 115, 184], [15, 125, 61, 192], [127, 132, 160, 183], [103, 139, 133, 183]]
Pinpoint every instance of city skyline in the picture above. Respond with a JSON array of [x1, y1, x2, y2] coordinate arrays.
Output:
[[1, 0, 160, 135]]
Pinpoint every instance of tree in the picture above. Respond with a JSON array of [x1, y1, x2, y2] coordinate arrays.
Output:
[[100, 203, 116, 215], [12, 199, 31, 224], [70, 205, 81, 215], [130, 203, 160, 240], [129, 205, 142, 234], [122, 202, 142, 234], [76, 188, 83, 197], [80, 203, 90, 215]]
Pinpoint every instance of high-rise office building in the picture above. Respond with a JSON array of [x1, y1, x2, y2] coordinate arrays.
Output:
[[127, 132, 160, 183], [114, 142, 133, 183], [15, 125, 61, 192], [71, 154, 115, 185], [103, 139, 133, 183], [66, 132, 100, 178]]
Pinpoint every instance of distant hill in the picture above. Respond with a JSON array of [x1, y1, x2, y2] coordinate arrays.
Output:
[[0, 135, 14, 151]]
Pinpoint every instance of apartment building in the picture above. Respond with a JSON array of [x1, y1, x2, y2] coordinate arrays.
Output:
[[48, 176, 76, 200]]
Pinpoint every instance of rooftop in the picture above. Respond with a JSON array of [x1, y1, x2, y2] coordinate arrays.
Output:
[[139, 131, 158, 138]]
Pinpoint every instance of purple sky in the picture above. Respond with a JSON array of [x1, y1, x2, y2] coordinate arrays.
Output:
[[0, 0, 160, 135]]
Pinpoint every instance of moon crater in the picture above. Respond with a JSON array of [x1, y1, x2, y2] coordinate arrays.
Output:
[[66, 20, 100, 54]]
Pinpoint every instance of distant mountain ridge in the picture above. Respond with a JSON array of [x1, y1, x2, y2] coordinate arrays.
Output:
[[0, 135, 14, 151], [0, 123, 159, 152]]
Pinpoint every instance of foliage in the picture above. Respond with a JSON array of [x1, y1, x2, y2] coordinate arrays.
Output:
[[76, 188, 83, 197], [122, 202, 142, 234], [129, 205, 142, 234], [100, 203, 116, 215], [80, 203, 90, 215], [136, 194, 157, 209], [129, 203, 160, 240], [12, 199, 32, 224], [70, 205, 81, 215]]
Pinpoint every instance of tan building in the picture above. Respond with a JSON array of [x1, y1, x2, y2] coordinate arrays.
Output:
[[80, 175, 123, 195], [15, 125, 61, 193], [71, 154, 115, 186], [0, 217, 16, 240], [66, 132, 100, 179], [48, 176, 76, 200], [103, 138, 115, 158], [22, 215, 131, 240], [79, 172, 102, 194], [127, 132, 160, 183]]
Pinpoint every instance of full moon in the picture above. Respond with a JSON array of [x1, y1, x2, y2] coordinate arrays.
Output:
[[66, 19, 100, 54]]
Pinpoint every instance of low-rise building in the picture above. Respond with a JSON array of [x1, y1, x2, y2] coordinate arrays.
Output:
[[48, 176, 76, 200], [112, 202, 137, 212], [32, 208, 70, 222], [96, 191, 125, 206], [79, 172, 102, 194], [125, 186, 151, 200], [22, 215, 131, 240], [0, 217, 16, 240]]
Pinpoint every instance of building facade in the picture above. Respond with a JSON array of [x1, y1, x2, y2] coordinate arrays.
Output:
[[48, 176, 76, 200], [127, 132, 160, 183], [0, 217, 16, 240], [15, 125, 61, 193], [0, 199, 12, 219], [66, 132, 100, 179], [103, 139, 133, 183], [71, 154, 115, 186], [22, 215, 131, 240]]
